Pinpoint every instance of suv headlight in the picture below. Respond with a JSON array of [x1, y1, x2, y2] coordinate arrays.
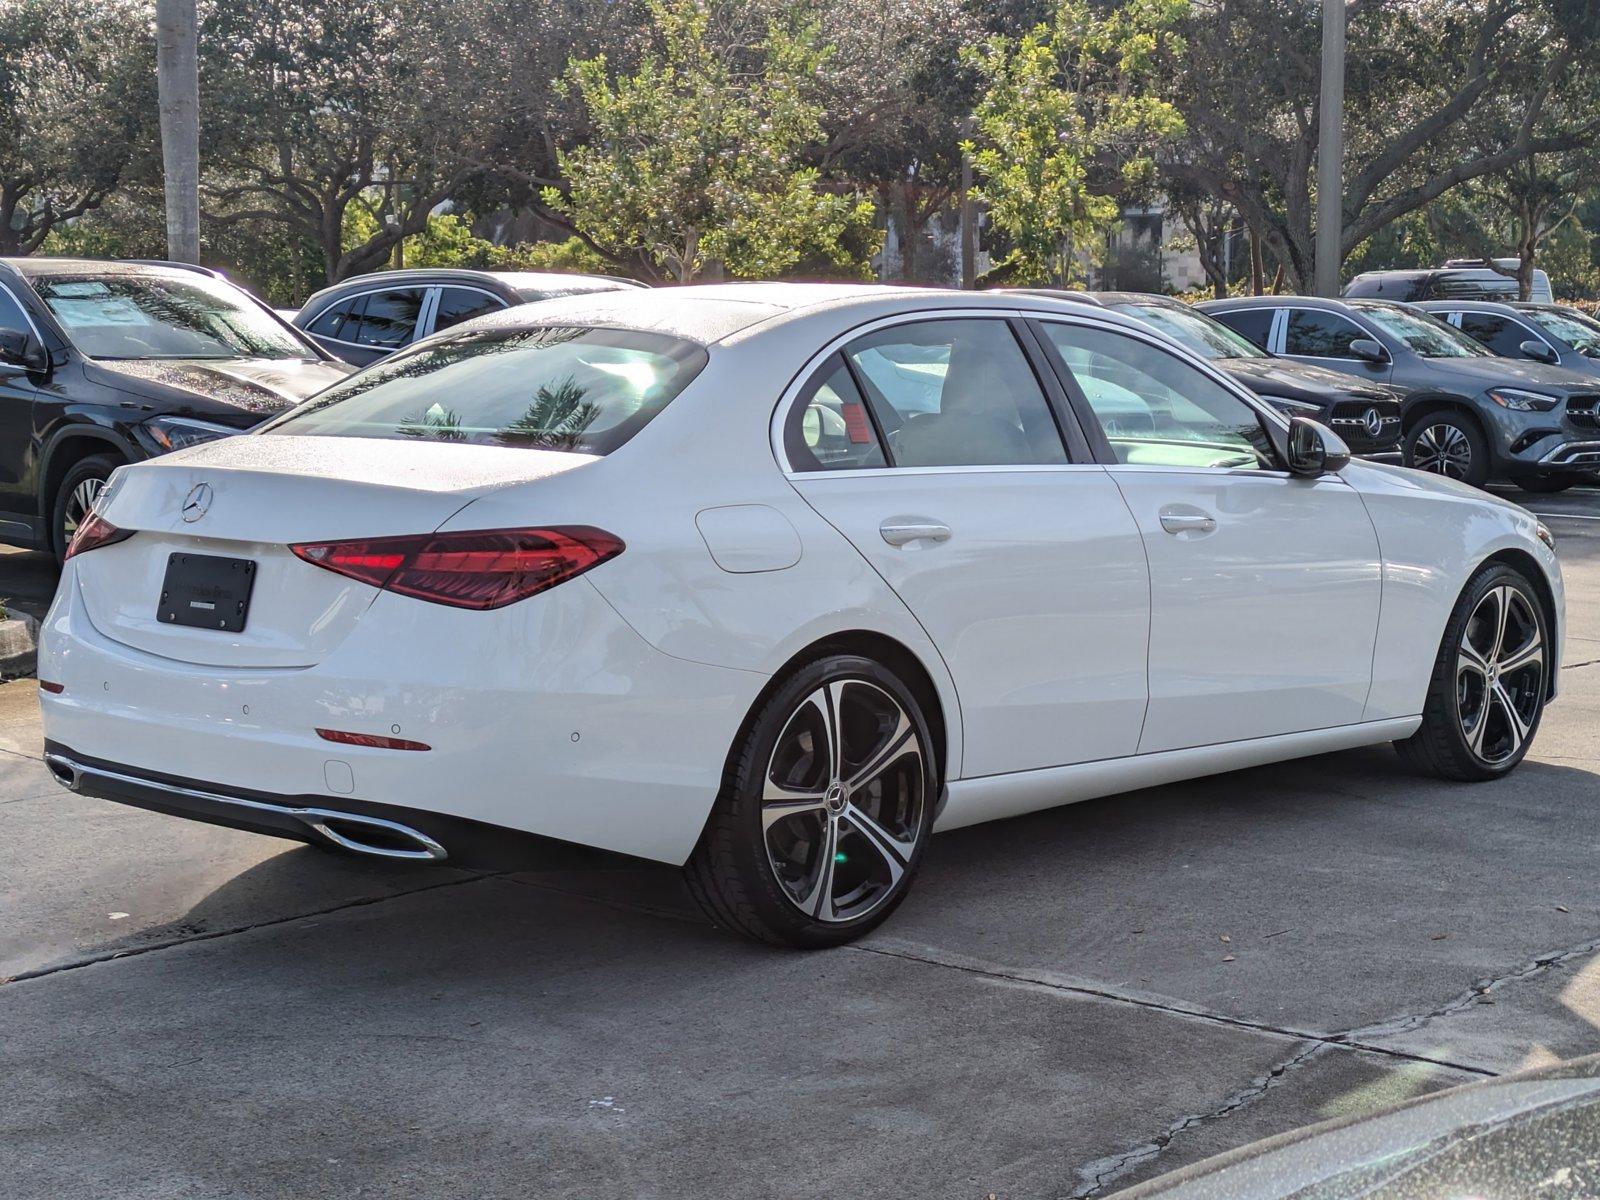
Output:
[[142, 415, 239, 453], [1259, 395, 1322, 417], [1487, 388, 1560, 412]]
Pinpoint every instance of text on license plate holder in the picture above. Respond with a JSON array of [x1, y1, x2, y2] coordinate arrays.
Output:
[[158, 553, 256, 632]]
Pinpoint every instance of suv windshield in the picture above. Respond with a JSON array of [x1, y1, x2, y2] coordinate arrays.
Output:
[[1526, 307, 1600, 356], [263, 325, 707, 454], [32, 273, 311, 361], [1114, 303, 1269, 360], [1353, 302, 1490, 358]]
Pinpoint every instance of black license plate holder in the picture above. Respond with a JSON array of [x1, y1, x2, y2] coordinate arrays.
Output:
[[158, 553, 257, 632]]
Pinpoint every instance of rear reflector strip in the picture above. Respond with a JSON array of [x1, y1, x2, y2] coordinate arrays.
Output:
[[316, 729, 431, 752], [39, 681, 64, 694]]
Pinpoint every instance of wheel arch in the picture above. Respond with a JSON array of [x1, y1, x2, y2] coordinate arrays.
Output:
[[37, 427, 133, 538], [1400, 395, 1486, 436], [1480, 547, 1561, 700]]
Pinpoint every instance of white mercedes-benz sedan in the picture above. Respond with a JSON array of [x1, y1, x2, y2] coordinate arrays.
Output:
[[39, 284, 1564, 946]]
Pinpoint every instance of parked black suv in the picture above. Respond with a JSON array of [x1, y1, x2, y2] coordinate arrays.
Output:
[[294, 268, 644, 366], [1344, 263, 1554, 304], [0, 258, 352, 556], [1200, 295, 1600, 490], [1005, 290, 1405, 460]]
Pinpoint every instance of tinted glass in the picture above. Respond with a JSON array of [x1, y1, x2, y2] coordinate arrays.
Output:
[[785, 354, 888, 471], [306, 297, 356, 339], [1212, 308, 1274, 350], [1041, 323, 1274, 469], [844, 319, 1066, 467], [346, 288, 425, 348], [32, 273, 309, 360], [1352, 302, 1488, 357], [1116, 303, 1268, 360], [265, 326, 707, 454], [1457, 313, 1534, 357], [433, 287, 505, 333], [1284, 309, 1363, 358], [0, 285, 31, 338]]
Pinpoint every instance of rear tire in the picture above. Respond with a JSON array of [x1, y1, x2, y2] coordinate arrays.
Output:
[[52, 454, 120, 561], [1405, 412, 1489, 488], [1395, 563, 1549, 782], [684, 654, 938, 948]]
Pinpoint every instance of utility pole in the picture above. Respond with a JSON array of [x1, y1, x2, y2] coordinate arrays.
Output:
[[156, 0, 201, 263], [1314, 0, 1345, 297], [960, 116, 977, 290]]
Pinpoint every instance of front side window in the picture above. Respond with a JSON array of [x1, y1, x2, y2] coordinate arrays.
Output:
[[31, 273, 310, 361], [1039, 323, 1275, 470], [1457, 313, 1535, 358], [1352, 302, 1489, 358], [843, 319, 1066, 468], [433, 287, 505, 334], [305, 297, 357, 340], [1284, 309, 1364, 359], [785, 354, 888, 471], [263, 325, 707, 455], [0, 285, 32, 339]]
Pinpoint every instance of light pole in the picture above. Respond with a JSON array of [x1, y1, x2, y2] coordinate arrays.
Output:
[[156, 0, 200, 264], [1314, 0, 1345, 297]]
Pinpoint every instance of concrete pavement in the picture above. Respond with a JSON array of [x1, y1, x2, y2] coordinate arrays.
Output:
[[1, 499, 1597, 1198]]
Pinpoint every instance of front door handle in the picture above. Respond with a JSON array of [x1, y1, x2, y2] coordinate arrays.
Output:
[[1158, 508, 1217, 536], [880, 520, 952, 547]]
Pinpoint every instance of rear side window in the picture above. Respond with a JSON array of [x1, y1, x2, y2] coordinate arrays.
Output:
[[433, 287, 505, 334], [1284, 309, 1363, 358], [1458, 312, 1535, 357], [1212, 308, 1274, 350], [346, 288, 425, 348], [263, 325, 707, 455], [785, 354, 888, 471], [843, 319, 1067, 467]]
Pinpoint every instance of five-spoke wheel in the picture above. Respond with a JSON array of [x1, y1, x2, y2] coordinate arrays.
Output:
[[686, 654, 937, 947]]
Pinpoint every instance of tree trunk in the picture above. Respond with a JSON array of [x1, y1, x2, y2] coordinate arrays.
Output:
[[1249, 221, 1265, 295], [156, 0, 201, 263], [679, 228, 698, 284]]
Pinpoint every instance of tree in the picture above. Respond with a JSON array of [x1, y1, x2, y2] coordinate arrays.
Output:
[[155, 0, 199, 262], [544, 0, 877, 282], [1165, 0, 1600, 291], [202, 0, 498, 284], [0, 0, 153, 256], [963, 0, 1187, 286]]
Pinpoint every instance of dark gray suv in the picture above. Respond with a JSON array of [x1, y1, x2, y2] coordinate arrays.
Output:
[[1200, 296, 1600, 492]]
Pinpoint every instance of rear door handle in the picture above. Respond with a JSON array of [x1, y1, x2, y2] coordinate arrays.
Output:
[[1158, 509, 1216, 535], [880, 520, 952, 547]]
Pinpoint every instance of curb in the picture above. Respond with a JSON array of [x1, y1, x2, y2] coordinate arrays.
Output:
[[0, 613, 39, 679]]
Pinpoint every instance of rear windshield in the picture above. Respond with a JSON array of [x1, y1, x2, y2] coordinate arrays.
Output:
[[262, 325, 707, 454]]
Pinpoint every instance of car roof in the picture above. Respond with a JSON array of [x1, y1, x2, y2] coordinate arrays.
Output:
[[1198, 295, 1358, 314], [1412, 299, 1525, 315], [454, 281, 1160, 347], [997, 288, 1185, 309], [300, 267, 640, 304], [0, 256, 222, 280]]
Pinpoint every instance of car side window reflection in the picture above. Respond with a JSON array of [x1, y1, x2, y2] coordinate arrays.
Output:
[[785, 354, 888, 472], [1039, 323, 1275, 470], [843, 319, 1067, 468], [1458, 313, 1532, 357]]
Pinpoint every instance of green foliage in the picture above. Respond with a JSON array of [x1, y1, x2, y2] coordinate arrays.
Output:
[[544, 0, 878, 281], [964, 0, 1186, 286]]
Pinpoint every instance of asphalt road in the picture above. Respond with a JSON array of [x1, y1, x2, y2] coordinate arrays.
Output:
[[1, 488, 1598, 1199]]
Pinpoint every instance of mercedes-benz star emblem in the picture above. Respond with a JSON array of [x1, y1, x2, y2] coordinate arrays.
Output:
[[1362, 407, 1385, 438], [181, 482, 213, 523]]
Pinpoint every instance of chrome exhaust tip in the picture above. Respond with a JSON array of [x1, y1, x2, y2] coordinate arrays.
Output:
[[44, 753, 81, 792], [299, 808, 448, 861]]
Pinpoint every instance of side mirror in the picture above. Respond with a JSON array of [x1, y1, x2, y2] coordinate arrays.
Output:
[[0, 329, 46, 376], [1519, 339, 1558, 364], [1287, 416, 1352, 477], [1349, 338, 1388, 364]]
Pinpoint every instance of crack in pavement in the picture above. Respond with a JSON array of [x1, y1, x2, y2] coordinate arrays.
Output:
[[0, 871, 500, 989], [1069, 1042, 1329, 1199], [1564, 658, 1600, 670]]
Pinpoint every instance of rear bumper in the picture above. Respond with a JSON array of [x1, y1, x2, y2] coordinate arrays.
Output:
[[39, 567, 765, 865]]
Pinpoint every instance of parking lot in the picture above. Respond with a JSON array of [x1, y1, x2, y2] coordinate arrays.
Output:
[[0, 487, 1595, 1199]]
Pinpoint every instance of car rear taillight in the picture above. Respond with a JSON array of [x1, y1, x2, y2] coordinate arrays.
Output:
[[64, 513, 134, 560], [290, 527, 625, 610]]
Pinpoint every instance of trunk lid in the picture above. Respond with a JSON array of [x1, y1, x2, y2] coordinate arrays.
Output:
[[79, 434, 593, 667]]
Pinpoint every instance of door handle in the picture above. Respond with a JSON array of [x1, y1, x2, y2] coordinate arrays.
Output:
[[880, 520, 951, 547], [1158, 509, 1216, 536]]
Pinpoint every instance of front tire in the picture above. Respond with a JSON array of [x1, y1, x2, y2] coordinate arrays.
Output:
[[1405, 412, 1489, 488], [685, 654, 938, 948], [52, 454, 120, 561], [1395, 564, 1549, 782]]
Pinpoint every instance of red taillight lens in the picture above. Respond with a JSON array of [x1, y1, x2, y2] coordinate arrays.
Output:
[[291, 526, 625, 610], [64, 513, 133, 560]]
